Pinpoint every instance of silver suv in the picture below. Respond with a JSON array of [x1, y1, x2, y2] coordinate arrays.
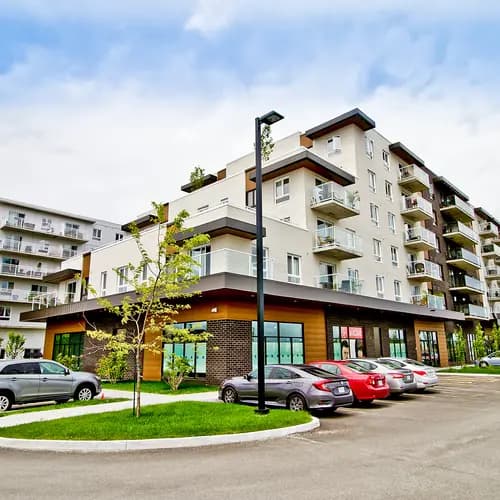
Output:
[[0, 359, 101, 411]]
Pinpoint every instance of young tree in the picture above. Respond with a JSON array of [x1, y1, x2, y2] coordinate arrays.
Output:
[[86, 203, 211, 417], [189, 166, 205, 191], [5, 331, 26, 359], [454, 325, 466, 366], [472, 323, 487, 360], [260, 124, 275, 161]]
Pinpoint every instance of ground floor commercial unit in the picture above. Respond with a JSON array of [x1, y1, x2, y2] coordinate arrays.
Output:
[[21, 274, 464, 383]]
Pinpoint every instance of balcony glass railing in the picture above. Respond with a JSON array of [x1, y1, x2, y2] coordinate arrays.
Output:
[[480, 222, 499, 236], [443, 221, 479, 243], [0, 288, 32, 303], [455, 303, 489, 318], [316, 274, 363, 294], [311, 182, 360, 211], [398, 165, 430, 186], [0, 264, 48, 278], [410, 294, 446, 310], [404, 226, 437, 246], [482, 243, 500, 255], [0, 239, 65, 258], [488, 289, 500, 300], [440, 195, 475, 219], [449, 274, 485, 292], [486, 267, 500, 276], [30, 291, 76, 310], [407, 260, 442, 280], [447, 247, 481, 267], [314, 226, 362, 253], [401, 196, 433, 216]]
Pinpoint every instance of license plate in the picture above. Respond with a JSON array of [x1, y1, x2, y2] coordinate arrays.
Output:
[[404, 376, 411, 382], [337, 386, 346, 394]]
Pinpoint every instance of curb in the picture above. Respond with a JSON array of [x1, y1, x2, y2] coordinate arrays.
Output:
[[0, 417, 320, 453], [437, 372, 500, 378]]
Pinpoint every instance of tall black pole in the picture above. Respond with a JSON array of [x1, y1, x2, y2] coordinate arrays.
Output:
[[255, 117, 269, 415]]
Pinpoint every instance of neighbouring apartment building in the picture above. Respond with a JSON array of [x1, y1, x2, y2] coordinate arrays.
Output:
[[0, 198, 125, 357], [20, 109, 499, 382]]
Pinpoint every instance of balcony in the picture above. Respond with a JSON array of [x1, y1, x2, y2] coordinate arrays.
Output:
[[410, 294, 446, 310], [454, 303, 489, 319], [446, 247, 481, 272], [406, 260, 442, 282], [449, 274, 485, 295], [400, 196, 433, 222], [485, 267, 500, 280], [31, 292, 76, 310], [0, 239, 65, 260], [310, 182, 360, 219], [316, 274, 363, 294], [398, 164, 430, 193], [479, 221, 499, 239], [443, 221, 479, 246], [0, 217, 89, 242], [0, 288, 33, 304], [313, 227, 363, 260], [482, 243, 500, 259], [0, 263, 48, 280], [488, 289, 500, 301], [404, 226, 437, 251], [440, 195, 475, 223]]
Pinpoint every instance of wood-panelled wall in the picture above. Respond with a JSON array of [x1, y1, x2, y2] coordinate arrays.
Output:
[[413, 319, 449, 367], [43, 318, 87, 359]]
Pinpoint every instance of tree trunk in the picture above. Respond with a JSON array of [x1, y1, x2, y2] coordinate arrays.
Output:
[[135, 349, 141, 417]]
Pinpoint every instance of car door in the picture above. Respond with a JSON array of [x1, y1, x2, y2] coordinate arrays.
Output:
[[237, 367, 273, 401], [0, 362, 41, 402], [269, 367, 305, 406], [39, 361, 74, 398], [490, 352, 500, 366]]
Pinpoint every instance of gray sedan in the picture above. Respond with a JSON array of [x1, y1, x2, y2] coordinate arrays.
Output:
[[478, 351, 500, 367], [219, 364, 353, 411]]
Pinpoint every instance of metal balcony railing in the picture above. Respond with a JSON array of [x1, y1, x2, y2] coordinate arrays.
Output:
[[314, 226, 362, 253], [407, 260, 442, 280], [0, 263, 48, 279], [398, 164, 430, 187], [311, 182, 360, 211], [316, 274, 363, 294], [404, 226, 437, 247], [401, 196, 433, 216]]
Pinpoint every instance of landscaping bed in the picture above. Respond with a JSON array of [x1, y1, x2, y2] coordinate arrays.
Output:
[[440, 366, 500, 375]]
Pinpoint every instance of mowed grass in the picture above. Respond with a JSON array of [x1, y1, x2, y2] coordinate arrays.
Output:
[[0, 402, 311, 440], [0, 398, 127, 417], [102, 380, 218, 394], [440, 366, 500, 375]]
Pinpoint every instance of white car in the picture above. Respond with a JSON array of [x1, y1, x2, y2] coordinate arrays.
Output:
[[377, 357, 438, 391]]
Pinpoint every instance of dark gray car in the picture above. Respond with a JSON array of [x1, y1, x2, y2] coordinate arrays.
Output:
[[219, 364, 353, 411], [0, 359, 101, 411]]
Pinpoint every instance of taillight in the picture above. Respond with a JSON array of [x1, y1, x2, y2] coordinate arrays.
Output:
[[388, 372, 404, 379], [313, 380, 332, 392], [367, 374, 384, 386], [414, 370, 427, 376]]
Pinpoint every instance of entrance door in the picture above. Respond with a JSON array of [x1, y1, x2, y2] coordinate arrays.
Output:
[[419, 331, 440, 367]]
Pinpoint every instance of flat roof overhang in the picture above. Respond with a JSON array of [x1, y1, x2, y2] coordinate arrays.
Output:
[[175, 217, 262, 241], [434, 176, 469, 202], [304, 108, 376, 140], [475, 207, 500, 227], [249, 150, 355, 187], [181, 174, 218, 193], [389, 142, 425, 168], [43, 268, 81, 284], [20, 272, 464, 323]]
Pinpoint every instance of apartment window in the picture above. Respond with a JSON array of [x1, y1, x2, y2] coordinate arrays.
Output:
[[64, 222, 80, 238], [0, 306, 11, 320], [92, 228, 102, 241], [287, 254, 301, 284], [246, 189, 256, 208], [115, 233, 124, 241], [382, 150, 390, 168], [385, 180, 393, 200], [41, 218, 53, 231], [327, 136, 342, 154], [331, 325, 366, 360], [275, 177, 290, 203], [368, 170, 377, 193], [251, 246, 270, 279], [66, 281, 77, 303], [117, 266, 128, 293], [318, 262, 337, 289], [372, 239, 382, 262], [390, 246, 399, 266], [365, 136, 374, 159], [53, 333, 84, 369], [141, 264, 148, 282], [394, 280, 402, 301], [191, 246, 211, 278], [387, 212, 396, 233], [375, 275, 384, 298], [63, 244, 78, 259], [100, 271, 107, 296], [370, 203, 380, 226]]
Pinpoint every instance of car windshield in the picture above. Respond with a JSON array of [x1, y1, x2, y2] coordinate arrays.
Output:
[[299, 366, 338, 378], [404, 358, 426, 367], [345, 362, 371, 373], [350, 360, 378, 370], [378, 359, 403, 369]]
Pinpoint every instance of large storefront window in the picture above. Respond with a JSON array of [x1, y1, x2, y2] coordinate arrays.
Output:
[[447, 333, 458, 363], [389, 329, 407, 358], [251, 321, 304, 368], [332, 326, 365, 360], [163, 321, 208, 377], [53, 332, 85, 369], [419, 330, 440, 367]]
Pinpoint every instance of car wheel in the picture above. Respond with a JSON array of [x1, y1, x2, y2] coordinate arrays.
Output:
[[0, 392, 13, 412], [75, 384, 95, 401], [287, 393, 307, 411], [222, 386, 239, 404], [479, 361, 489, 368]]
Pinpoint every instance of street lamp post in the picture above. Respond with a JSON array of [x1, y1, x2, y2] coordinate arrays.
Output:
[[254, 110, 284, 415]]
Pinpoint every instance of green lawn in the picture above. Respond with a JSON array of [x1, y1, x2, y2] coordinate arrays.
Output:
[[0, 398, 127, 417], [102, 380, 218, 394], [0, 402, 311, 440], [440, 366, 500, 375]]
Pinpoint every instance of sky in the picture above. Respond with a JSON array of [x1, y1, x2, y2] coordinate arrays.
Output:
[[1, 0, 500, 223]]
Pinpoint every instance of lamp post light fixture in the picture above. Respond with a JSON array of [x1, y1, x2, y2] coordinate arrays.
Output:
[[254, 110, 284, 415]]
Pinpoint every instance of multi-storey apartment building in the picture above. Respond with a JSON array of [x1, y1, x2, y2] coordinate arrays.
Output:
[[20, 109, 497, 382], [0, 198, 125, 357]]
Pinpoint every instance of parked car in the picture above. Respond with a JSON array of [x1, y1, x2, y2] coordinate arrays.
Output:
[[377, 358, 438, 391], [0, 359, 101, 412], [219, 364, 353, 412], [477, 351, 500, 367], [347, 358, 417, 394], [309, 360, 390, 404]]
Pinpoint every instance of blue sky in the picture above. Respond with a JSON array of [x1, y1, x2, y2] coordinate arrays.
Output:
[[1, 1, 500, 222]]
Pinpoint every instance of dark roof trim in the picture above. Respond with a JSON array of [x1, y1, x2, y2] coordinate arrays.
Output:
[[121, 213, 155, 232], [20, 272, 464, 323], [475, 207, 500, 227], [249, 150, 355, 187], [389, 142, 425, 168], [304, 108, 376, 139], [434, 176, 469, 202], [44, 268, 81, 284], [175, 217, 262, 241], [181, 174, 218, 193]]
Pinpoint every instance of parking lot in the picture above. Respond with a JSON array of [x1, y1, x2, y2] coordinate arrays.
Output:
[[1, 374, 500, 500]]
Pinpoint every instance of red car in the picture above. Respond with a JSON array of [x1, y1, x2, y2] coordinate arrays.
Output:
[[309, 360, 390, 405]]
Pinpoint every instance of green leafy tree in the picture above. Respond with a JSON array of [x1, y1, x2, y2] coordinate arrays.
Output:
[[55, 353, 81, 371], [86, 203, 211, 417], [472, 323, 487, 360], [492, 323, 500, 352], [454, 325, 467, 366], [96, 350, 129, 384], [162, 353, 193, 391], [5, 331, 26, 359], [260, 124, 275, 161], [189, 166, 205, 190]]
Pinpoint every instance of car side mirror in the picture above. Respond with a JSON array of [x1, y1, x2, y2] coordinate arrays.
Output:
[[64, 368, 70, 376], [244, 374, 252, 381]]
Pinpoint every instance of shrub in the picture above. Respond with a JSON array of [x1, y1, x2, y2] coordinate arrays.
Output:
[[454, 326, 466, 366], [55, 353, 81, 371], [473, 324, 487, 360], [5, 332, 26, 359], [162, 353, 193, 391], [96, 351, 129, 383]]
